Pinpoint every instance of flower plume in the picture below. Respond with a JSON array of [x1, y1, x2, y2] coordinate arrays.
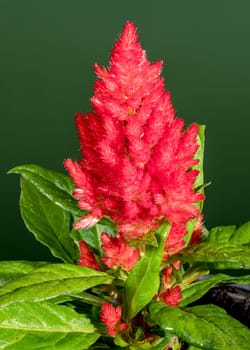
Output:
[[100, 303, 127, 337], [101, 232, 140, 271], [64, 21, 204, 252]]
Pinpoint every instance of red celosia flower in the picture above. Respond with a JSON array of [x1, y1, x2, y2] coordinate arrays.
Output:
[[78, 240, 101, 271], [64, 21, 204, 251], [159, 285, 182, 306], [100, 302, 128, 337], [101, 232, 140, 271]]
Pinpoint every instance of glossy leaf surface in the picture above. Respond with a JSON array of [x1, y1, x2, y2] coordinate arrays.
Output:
[[0, 261, 48, 286], [0, 301, 99, 349], [0, 263, 112, 306], [150, 302, 250, 349], [171, 242, 250, 269], [9, 165, 81, 262], [207, 222, 250, 245], [124, 224, 170, 320]]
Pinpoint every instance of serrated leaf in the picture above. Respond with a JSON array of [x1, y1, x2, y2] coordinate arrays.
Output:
[[0, 261, 48, 286], [180, 273, 250, 307], [0, 301, 99, 349], [124, 224, 170, 320], [0, 263, 112, 306], [207, 221, 250, 245], [207, 225, 236, 243], [230, 221, 250, 244], [171, 242, 250, 269], [149, 302, 250, 349], [19, 177, 77, 262]]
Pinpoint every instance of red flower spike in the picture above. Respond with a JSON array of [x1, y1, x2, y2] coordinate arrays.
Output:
[[101, 232, 140, 271], [100, 302, 128, 337], [64, 21, 204, 249], [78, 240, 102, 271], [159, 285, 182, 307]]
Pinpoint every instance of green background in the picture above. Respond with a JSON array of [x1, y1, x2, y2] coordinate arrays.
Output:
[[1, 1, 250, 261]]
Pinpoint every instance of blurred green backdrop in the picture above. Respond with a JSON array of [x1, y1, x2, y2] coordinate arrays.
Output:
[[1, 1, 250, 261]]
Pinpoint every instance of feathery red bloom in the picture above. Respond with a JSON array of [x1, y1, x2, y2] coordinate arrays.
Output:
[[159, 285, 182, 306], [100, 302, 128, 337], [78, 240, 101, 271], [101, 232, 140, 271], [64, 21, 204, 250]]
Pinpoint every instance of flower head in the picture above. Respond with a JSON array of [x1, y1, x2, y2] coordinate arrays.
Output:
[[101, 232, 140, 271], [100, 302, 128, 337], [64, 21, 203, 251], [78, 240, 101, 271], [159, 285, 182, 306]]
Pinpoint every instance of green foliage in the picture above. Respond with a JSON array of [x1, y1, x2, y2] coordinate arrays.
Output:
[[9, 164, 80, 262], [0, 263, 112, 306], [0, 301, 99, 349], [180, 273, 250, 307], [194, 125, 205, 211], [171, 242, 250, 270], [9, 164, 79, 215], [71, 223, 115, 254], [149, 302, 250, 350], [6, 164, 250, 349], [0, 261, 48, 286], [207, 221, 250, 245], [124, 224, 170, 320]]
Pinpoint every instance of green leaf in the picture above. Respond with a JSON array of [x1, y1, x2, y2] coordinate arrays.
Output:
[[129, 231, 159, 247], [230, 221, 250, 244], [9, 164, 81, 262], [194, 125, 205, 211], [171, 242, 250, 269], [8, 164, 79, 214], [183, 218, 196, 245], [19, 177, 78, 262], [180, 273, 250, 307], [0, 263, 112, 306], [207, 225, 236, 243], [149, 302, 250, 349], [207, 221, 250, 245], [124, 223, 170, 320], [0, 261, 48, 286], [149, 336, 172, 349], [0, 301, 99, 349], [71, 223, 115, 254], [9, 164, 115, 261]]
